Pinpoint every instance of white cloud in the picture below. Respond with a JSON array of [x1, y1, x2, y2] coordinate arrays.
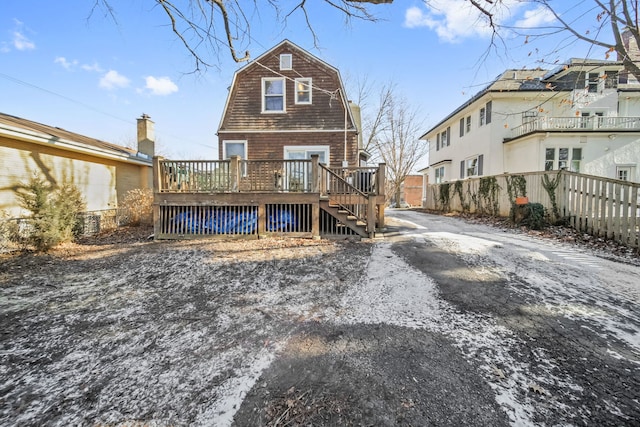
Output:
[[12, 31, 35, 50], [515, 5, 556, 29], [404, 1, 525, 43], [81, 62, 103, 72], [54, 56, 78, 70], [99, 70, 130, 90], [143, 76, 178, 96]]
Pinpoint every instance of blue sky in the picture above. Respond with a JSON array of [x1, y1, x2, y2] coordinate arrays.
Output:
[[0, 1, 608, 160]]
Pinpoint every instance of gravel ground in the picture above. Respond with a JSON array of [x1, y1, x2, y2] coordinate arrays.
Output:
[[1, 213, 638, 426]]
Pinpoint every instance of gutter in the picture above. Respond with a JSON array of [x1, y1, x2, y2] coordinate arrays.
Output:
[[0, 124, 152, 166]]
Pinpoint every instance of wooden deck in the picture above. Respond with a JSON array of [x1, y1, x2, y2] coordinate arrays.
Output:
[[153, 155, 385, 239]]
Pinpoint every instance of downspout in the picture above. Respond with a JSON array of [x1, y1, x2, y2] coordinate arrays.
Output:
[[343, 89, 348, 167]]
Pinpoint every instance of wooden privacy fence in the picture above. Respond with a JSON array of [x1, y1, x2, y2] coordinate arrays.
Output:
[[424, 171, 640, 248]]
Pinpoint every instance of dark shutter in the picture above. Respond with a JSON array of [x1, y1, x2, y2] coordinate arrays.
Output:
[[478, 154, 484, 176], [447, 127, 451, 145], [459, 118, 464, 137], [436, 134, 440, 150], [486, 101, 492, 124], [460, 160, 465, 179]]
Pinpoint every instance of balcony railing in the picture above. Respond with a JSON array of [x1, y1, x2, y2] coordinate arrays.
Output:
[[510, 116, 640, 138]]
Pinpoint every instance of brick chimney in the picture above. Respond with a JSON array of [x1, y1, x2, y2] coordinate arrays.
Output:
[[620, 27, 639, 62], [136, 113, 155, 158]]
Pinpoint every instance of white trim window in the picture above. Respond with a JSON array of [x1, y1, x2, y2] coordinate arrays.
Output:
[[295, 78, 312, 105], [280, 54, 292, 70], [466, 157, 479, 177], [435, 166, 445, 183], [545, 147, 581, 171], [262, 77, 285, 113], [616, 165, 635, 181], [223, 140, 247, 160], [283, 146, 330, 191]]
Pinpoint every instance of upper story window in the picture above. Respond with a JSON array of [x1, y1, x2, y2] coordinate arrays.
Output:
[[587, 72, 599, 93], [604, 70, 619, 89], [480, 107, 486, 126], [295, 78, 312, 104], [436, 126, 450, 150], [460, 116, 471, 136], [262, 77, 285, 113], [480, 101, 492, 125], [280, 54, 292, 70], [486, 101, 492, 124]]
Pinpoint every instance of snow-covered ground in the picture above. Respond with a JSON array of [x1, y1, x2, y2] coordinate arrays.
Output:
[[1, 213, 638, 426]]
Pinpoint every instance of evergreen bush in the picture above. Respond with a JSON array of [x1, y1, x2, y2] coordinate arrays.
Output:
[[17, 176, 86, 251]]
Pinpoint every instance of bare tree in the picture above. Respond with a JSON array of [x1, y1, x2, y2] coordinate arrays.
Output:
[[91, 0, 392, 72], [504, 1, 640, 81], [366, 88, 425, 206]]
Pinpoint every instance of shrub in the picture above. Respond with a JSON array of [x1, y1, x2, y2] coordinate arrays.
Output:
[[0, 211, 21, 252], [120, 188, 154, 226], [520, 202, 546, 230], [17, 176, 86, 251]]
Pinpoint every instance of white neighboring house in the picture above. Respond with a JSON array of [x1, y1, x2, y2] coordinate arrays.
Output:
[[420, 56, 640, 184]]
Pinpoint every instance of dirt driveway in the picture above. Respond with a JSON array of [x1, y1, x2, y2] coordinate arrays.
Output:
[[1, 211, 639, 426]]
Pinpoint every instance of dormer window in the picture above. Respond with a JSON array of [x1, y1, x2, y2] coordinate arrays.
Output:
[[280, 54, 292, 70]]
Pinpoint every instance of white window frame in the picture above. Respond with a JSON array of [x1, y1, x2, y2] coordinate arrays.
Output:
[[616, 165, 635, 182], [223, 140, 247, 160], [544, 146, 582, 171], [223, 140, 248, 176], [262, 77, 286, 113], [280, 54, 292, 70], [479, 107, 486, 126], [465, 156, 479, 178], [465, 116, 471, 133], [435, 166, 445, 184], [295, 78, 312, 105], [283, 145, 330, 191]]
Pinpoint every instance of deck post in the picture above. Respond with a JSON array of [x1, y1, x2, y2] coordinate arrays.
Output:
[[312, 202, 320, 238], [152, 156, 163, 239], [258, 203, 266, 237], [377, 163, 386, 228], [367, 196, 376, 236], [311, 154, 320, 193], [230, 155, 240, 192]]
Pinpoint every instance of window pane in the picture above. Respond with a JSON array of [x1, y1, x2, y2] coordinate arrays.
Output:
[[559, 148, 569, 161], [265, 96, 283, 111], [572, 148, 582, 159], [545, 161, 554, 171], [266, 79, 283, 94], [225, 142, 245, 159], [545, 148, 555, 161]]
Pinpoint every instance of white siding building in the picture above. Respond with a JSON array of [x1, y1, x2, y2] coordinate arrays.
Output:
[[420, 59, 640, 184]]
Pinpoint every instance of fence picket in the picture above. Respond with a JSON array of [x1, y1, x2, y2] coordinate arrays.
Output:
[[424, 171, 639, 248]]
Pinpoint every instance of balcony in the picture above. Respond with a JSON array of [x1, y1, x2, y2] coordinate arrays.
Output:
[[509, 116, 640, 139]]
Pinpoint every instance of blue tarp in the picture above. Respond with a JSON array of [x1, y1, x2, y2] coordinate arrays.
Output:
[[172, 207, 297, 234]]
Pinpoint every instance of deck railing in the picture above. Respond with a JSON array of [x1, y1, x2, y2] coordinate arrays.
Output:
[[510, 116, 640, 138], [153, 156, 386, 238]]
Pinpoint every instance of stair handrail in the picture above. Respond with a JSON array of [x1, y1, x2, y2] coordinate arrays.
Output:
[[320, 164, 370, 223]]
